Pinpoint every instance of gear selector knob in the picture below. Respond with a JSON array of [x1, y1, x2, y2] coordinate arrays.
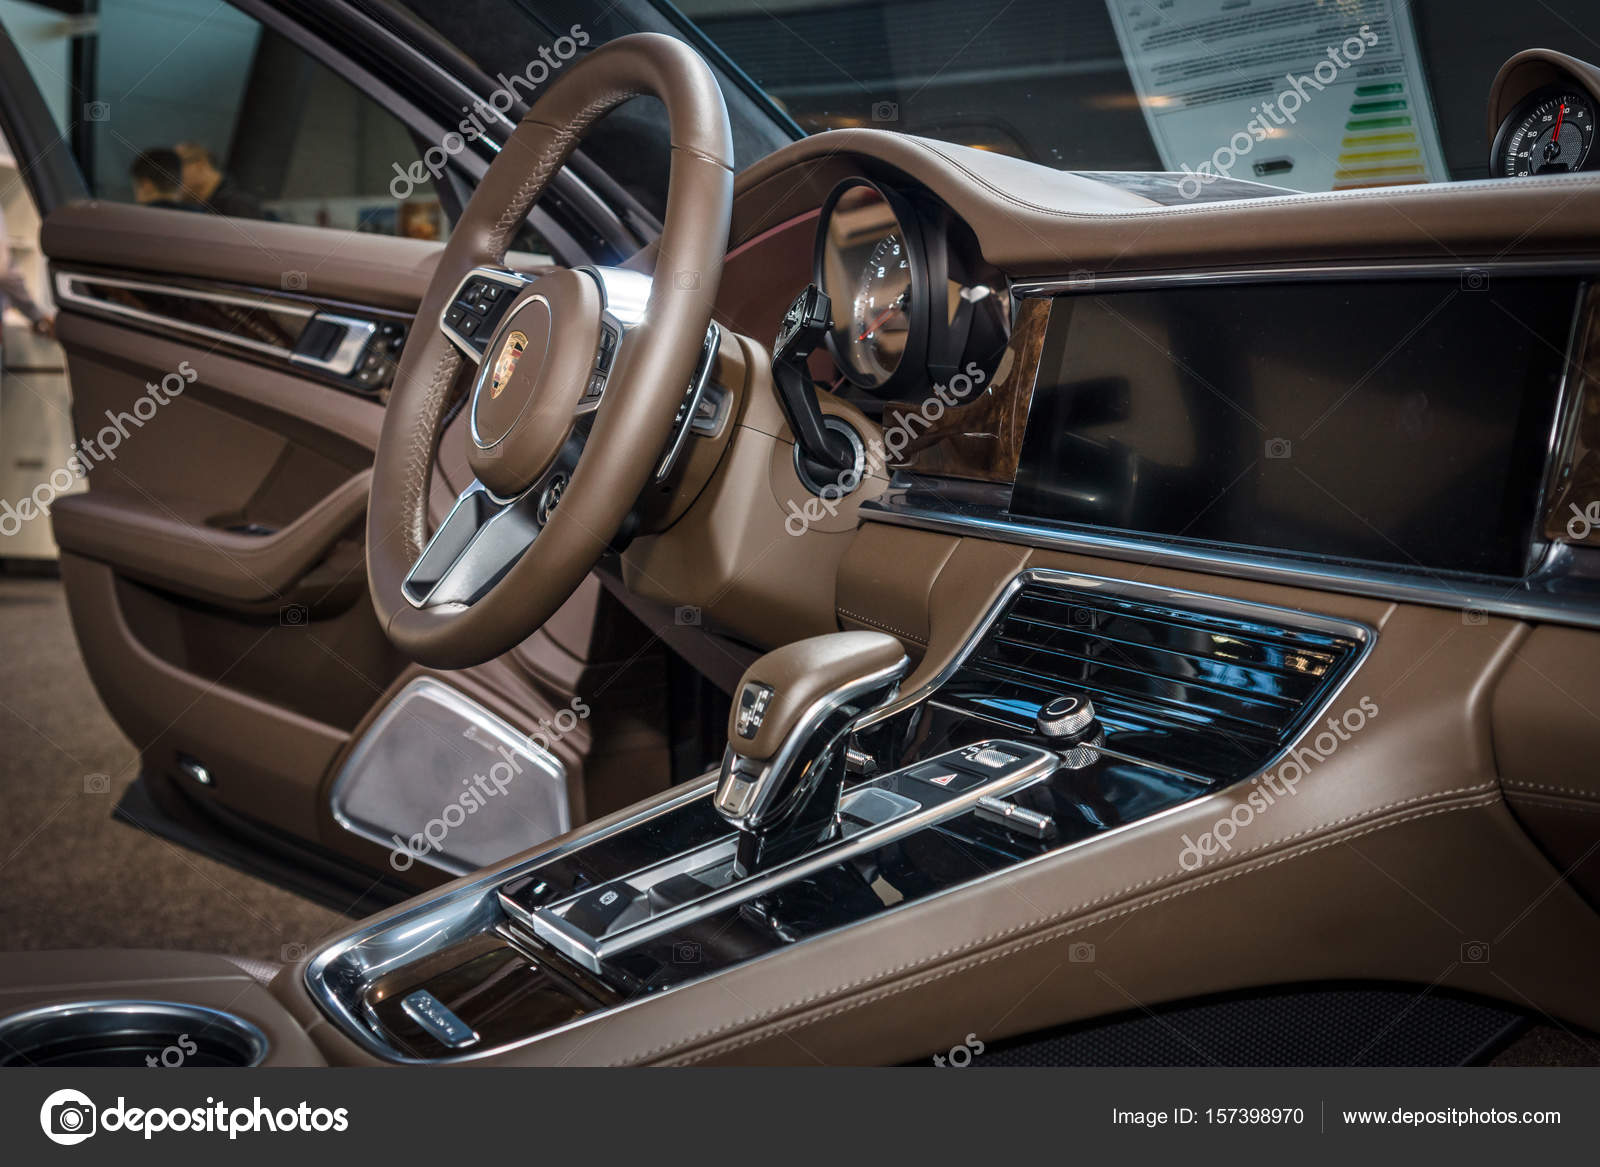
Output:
[[714, 631, 908, 853]]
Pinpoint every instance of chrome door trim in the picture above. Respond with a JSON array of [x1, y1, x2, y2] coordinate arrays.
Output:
[[53, 270, 312, 359], [288, 313, 377, 377]]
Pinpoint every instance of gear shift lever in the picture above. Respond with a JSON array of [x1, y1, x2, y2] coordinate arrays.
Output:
[[714, 631, 908, 874]]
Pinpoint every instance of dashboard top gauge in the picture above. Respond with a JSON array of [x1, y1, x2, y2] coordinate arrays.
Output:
[[814, 179, 928, 394], [1492, 85, 1597, 177]]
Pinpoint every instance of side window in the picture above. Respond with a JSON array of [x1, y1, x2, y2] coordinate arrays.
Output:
[[3, 0, 449, 239]]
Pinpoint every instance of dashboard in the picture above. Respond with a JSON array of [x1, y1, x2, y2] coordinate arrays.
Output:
[[802, 49, 1600, 424], [723, 46, 1600, 643]]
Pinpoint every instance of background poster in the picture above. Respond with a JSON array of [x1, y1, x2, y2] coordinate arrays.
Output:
[[1105, 0, 1448, 193]]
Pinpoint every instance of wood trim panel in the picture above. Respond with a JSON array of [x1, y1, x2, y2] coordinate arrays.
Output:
[[881, 295, 1050, 484]]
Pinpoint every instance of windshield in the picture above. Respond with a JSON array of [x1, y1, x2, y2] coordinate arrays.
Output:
[[396, 0, 1600, 198], [674, 0, 1598, 192]]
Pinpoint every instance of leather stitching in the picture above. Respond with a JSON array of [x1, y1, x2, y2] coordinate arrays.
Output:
[[1506, 791, 1600, 814], [396, 87, 645, 563], [914, 138, 1600, 222], [664, 797, 1502, 1065], [659, 792, 1501, 1065], [1502, 780, 1600, 802], [836, 608, 928, 645], [616, 782, 1499, 1064], [396, 353, 461, 562]]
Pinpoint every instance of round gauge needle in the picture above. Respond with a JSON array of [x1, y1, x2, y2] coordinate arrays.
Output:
[[856, 292, 907, 341], [1546, 102, 1568, 160]]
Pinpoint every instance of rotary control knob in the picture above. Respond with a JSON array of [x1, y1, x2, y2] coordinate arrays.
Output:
[[1036, 693, 1096, 741]]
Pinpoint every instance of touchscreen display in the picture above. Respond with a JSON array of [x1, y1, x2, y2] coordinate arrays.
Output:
[[1011, 278, 1578, 576]]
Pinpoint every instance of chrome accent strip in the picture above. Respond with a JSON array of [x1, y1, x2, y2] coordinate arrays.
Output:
[[328, 676, 568, 874], [1538, 283, 1594, 548], [583, 264, 651, 328], [289, 312, 375, 377], [54, 270, 311, 359], [656, 322, 721, 481], [860, 493, 1600, 630], [1010, 257, 1600, 299]]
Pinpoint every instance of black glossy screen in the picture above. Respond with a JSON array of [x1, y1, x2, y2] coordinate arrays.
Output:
[[1011, 279, 1578, 576]]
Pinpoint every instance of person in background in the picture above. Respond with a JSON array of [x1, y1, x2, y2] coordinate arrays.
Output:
[[0, 205, 53, 341], [175, 142, 262, 219], [128, 148, 193, 210]]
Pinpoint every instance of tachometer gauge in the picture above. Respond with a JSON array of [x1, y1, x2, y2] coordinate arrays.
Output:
[[1494, 88, 1596, 177], [848, 234, 912, 384], [815, 179, 927, 393]]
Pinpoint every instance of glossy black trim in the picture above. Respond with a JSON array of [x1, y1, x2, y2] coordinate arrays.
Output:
[[861, 479, 1600, 630], [940, 579, 1368, 784]]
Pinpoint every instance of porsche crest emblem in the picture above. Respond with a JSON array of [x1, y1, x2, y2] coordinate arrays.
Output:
[[490, 331, 529, 398]]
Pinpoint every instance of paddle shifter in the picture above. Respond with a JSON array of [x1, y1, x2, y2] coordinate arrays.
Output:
[[714, 631, 909, 875], [772, 284, 859, 486]]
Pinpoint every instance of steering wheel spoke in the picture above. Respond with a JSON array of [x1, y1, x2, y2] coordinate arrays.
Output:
[[402, 435, 581, 609]]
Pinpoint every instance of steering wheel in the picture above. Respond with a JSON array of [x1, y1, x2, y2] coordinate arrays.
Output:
[[367, 34, 732, 668]]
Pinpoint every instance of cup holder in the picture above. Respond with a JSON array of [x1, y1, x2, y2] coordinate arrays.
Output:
[[0, 1000, 268, 1068]]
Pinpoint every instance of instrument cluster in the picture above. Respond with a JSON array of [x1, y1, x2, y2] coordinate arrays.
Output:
[[812, 178, 1009, 400], [1490, 51, 1600, 178]]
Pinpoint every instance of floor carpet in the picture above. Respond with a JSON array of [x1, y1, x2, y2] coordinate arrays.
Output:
[[0, 574, 343, 965]]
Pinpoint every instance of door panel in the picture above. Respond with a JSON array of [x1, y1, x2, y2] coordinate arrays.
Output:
[[40, 204, 679, 889], [42, 209, 421, 853], [42, 202, 443, 311]]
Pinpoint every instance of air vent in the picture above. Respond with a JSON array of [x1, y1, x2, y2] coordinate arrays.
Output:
[[939, 580, 1368, 784]]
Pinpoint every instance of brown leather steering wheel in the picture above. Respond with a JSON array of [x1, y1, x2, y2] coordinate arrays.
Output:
[[367, 34, 732, 668]]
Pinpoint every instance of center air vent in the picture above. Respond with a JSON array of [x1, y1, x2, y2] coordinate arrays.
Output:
[[938, 577, 1369, 784]]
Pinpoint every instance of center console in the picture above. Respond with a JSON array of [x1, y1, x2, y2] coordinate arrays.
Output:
[[306, 568, 1370, 1062]]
